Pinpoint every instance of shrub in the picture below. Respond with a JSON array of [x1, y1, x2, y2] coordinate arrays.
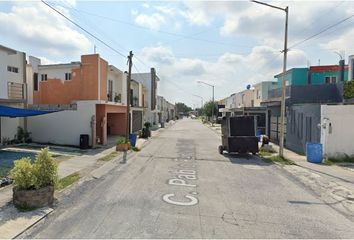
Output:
[[10, 157, 36, 190], [144, 122, 152, 129], [344, 80, 354, 99], [33, 148, 58, 189], [116, 136, 128, 145]]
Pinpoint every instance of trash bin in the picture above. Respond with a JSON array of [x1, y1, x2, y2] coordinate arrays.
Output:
[[306, 142, 323, 163], [129, 133, 137, 147], [256, 129, 262, 142], [161, 122, 165, 128], [80, 134, 89, 149]]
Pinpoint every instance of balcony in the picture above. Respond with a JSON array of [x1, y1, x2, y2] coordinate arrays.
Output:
[[8, 82, 25, 100]]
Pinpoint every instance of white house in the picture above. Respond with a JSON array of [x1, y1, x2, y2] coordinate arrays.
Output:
[[131, 68, 159, 125], [253, 81, 278, 107], [0, 44, 27, 143]]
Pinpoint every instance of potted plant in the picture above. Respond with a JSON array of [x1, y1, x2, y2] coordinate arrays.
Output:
[[142, 122, 152, 138], [11, 148, 58, 209], [114, 93, 121, 103], [116, 136, 130, 151], [133, 96, 138, 106]]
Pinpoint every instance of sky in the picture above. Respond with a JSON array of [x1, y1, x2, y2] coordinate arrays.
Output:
[[1, 0, 354, 108]]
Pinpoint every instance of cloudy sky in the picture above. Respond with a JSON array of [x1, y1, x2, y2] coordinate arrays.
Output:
[[1, 0, 354, 107]]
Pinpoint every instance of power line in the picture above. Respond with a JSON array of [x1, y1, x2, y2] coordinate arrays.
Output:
[[41, 0, 127, 59], [289, 12, 354, 49], [63, 5, 254, 49]]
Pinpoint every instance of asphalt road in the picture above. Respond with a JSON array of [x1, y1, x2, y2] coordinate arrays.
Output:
[[23, 118, 354, 238]]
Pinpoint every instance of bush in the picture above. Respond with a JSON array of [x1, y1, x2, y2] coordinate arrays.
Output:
[[33, 148, 58, 189], [10, 157, 36, 190], [144, 122, 152, 129], [116, 136, 128, 145], [344, 80, 354, 99], [10, 148, 58, 190]]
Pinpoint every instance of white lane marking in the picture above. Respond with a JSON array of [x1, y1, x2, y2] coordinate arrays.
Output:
[[162, 193, 198, 206]]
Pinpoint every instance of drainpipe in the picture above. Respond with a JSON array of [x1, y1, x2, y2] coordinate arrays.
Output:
[[23, 52, 28, 132], [98, 55, 101, 100]]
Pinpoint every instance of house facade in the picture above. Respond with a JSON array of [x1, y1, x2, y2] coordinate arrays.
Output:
[[27, 54, 128, 147], [0, 45, 27, 143], [131, 68, 159, 125]]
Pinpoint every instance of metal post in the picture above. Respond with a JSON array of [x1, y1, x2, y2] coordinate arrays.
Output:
[[250, 0, 288, 157], [126, 51, 133, 142], [279, 7, 288, 157], [212, 85, 215, 126]]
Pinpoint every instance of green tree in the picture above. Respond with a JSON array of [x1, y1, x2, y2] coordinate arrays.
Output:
[[202, 101, 218, 117], [175, 102, 192, 114]]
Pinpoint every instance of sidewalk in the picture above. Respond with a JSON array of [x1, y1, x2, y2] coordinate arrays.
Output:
[[270, 143, 354, 219]]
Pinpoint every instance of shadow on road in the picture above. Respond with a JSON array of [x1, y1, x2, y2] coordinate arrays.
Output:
[[223, 153, 273, 166]]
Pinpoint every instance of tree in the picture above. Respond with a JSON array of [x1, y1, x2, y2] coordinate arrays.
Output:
[[202, 101, 217, 118], [175, 102, 192, 114]]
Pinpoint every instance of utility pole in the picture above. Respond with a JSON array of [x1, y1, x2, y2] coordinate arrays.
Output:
[[251, 0, 288, 157], [126, 51, 133, 142], [278, 6, 288, 157], [197, 81, 215, 126]]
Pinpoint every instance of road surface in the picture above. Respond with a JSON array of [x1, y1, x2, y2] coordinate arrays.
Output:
[[22, 118, 354, 238]]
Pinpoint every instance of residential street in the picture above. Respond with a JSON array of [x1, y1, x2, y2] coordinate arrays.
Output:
[[22, 118, 354, 239]]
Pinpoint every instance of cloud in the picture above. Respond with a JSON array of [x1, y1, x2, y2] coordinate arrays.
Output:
[[0, 2, 91, 57], [134, 13, 166, 31], [320, 28, 354, 54]]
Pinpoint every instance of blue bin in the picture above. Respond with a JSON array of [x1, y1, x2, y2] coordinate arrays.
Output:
[[129, 133, 137, 147], [256, 129, 262, 142], [306, 142, 323, 163]]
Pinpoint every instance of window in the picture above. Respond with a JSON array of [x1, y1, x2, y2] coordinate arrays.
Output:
[[65, 72, 72, 80], [325, 76, 336, 84], [325, 76, 330, 84], [108, 80, 113, 101], [41, 74, 47, 81], [33, 73, 39, 91], [7, 66, 19, 73]]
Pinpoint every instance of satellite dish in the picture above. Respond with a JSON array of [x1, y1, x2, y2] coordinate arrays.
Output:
[[246, 84, 251, 90]]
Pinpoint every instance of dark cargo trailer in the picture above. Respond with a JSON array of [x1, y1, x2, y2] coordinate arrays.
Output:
[[219, 115, 259, 155]]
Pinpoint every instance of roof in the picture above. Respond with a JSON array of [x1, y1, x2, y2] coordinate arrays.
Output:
[[0, 44, 18, 54], [309, 65, 349, 73]]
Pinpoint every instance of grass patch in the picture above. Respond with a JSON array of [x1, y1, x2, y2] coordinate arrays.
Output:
[[262, 155, 295, 165], [131, 147, 140, 152], [98, 151, 120, 162], [258, 150, 273, 157], [324, 155, 354, 166], [55, 172, 80, 191]]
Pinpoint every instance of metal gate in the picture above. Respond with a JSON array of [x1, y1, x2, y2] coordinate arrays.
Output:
[[270, 116, 286, 143], [132, 111, 143, 133]]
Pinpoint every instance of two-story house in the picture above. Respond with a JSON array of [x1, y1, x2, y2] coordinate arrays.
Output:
[[132, 68, 159, 125], [0, 45, 27, 143], [26, 54, 128, 147]]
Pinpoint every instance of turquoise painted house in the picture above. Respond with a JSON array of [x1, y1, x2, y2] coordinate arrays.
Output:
[[274, 65, 349, 86]]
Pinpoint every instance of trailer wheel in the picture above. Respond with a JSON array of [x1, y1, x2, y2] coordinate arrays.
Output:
[[252, 152, 257, 155], [218, 145, 224, 155]]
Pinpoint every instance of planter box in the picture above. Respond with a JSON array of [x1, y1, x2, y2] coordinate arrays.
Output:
[[13, 185, 54, 208], [116, 143, 129, 151]]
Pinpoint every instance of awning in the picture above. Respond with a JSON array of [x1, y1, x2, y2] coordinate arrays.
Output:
[[0, 105, 58, 117]]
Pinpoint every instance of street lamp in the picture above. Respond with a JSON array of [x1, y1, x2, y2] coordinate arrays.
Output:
[[197, 81, 215, 125], [251, 0, 288, 157], [193, 94, 204, 108]]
